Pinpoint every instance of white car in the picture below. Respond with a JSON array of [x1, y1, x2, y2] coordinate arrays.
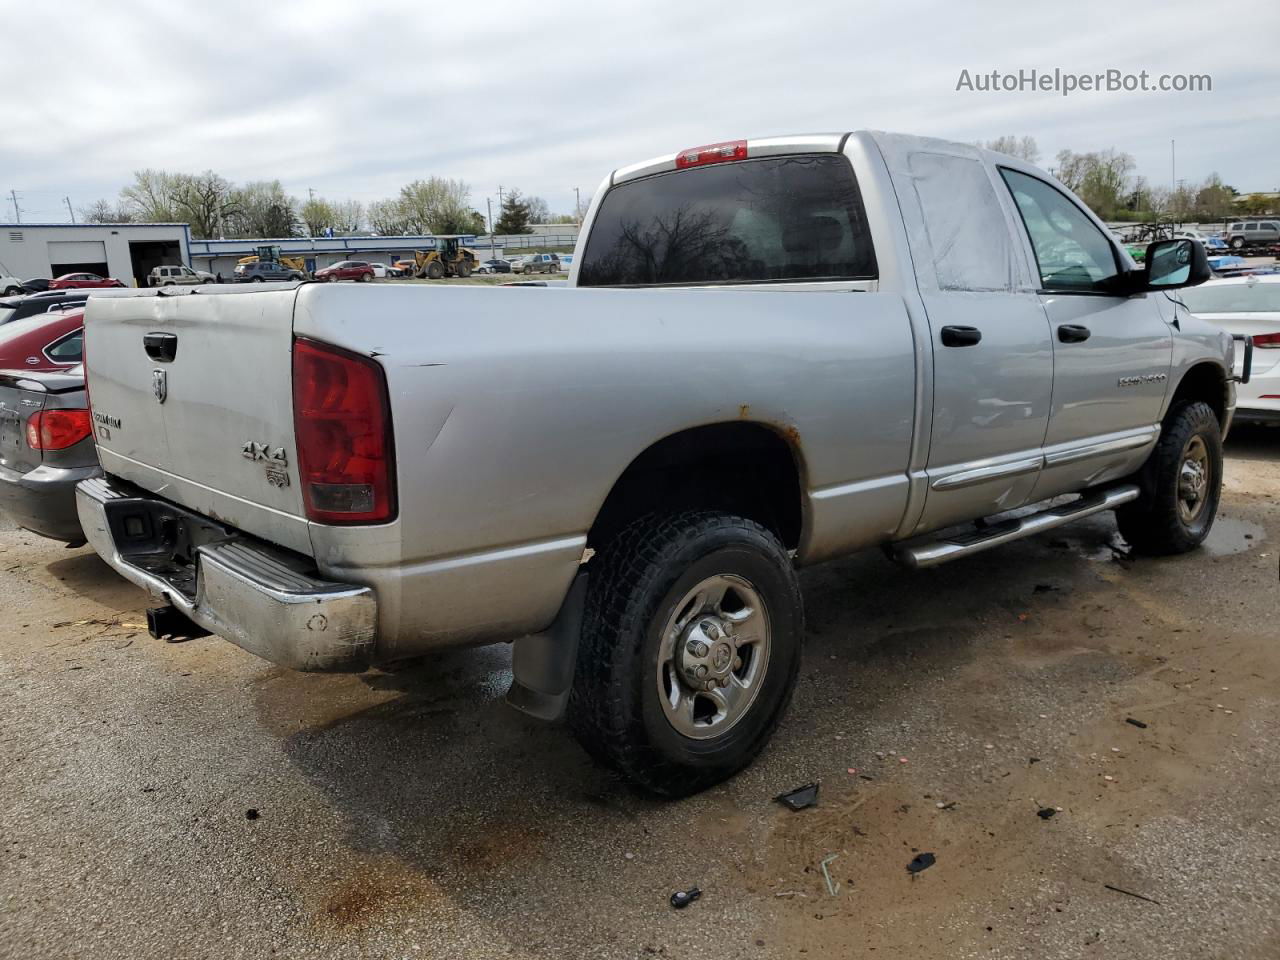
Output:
[[1, 276, 24, 297], [1180, 274, 1280, 424], [370, 263, 399, 279]]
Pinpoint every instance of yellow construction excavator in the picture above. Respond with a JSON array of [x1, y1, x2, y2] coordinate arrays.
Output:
[[406, 236, 478, 279], [236, 244, 308, 275]]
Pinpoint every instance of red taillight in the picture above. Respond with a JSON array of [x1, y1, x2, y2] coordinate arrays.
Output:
[[1252, 332, 1280, 348], [25, 409, 92, 450], [292, 337, 396, 525], [674, 139, 748, 169]]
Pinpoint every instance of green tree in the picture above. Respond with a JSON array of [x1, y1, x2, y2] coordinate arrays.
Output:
[[227, 180, 298, 237], [494, 189, 533, 234], [396, 177, 473, 234]]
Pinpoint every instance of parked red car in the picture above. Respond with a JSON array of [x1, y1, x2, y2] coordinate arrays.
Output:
[[314, 260, 375, 282], [0, 308, 84, 371], [47, 273, 126, 290]]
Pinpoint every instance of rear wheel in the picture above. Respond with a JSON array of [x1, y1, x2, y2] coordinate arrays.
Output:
[[568, 511, 803, 796], [251, 276, 264, 283], [358, 271, 372, 282], [1116, 401, 1222, 554], [457, 262, 472, 278], [3, 286, 21, 296]]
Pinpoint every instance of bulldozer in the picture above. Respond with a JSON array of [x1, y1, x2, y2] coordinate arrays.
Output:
[[408, 236, 478, 279], [236, 244, 308, 275]]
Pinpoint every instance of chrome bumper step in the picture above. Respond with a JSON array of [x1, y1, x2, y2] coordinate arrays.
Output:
[[892, 485, 1141, 569]]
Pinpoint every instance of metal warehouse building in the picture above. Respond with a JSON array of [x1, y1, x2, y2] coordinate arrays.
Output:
[[0, 223, 191, 287]]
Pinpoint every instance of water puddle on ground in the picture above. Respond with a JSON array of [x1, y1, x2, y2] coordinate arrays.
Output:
[[1203, 515, 1267, 557]]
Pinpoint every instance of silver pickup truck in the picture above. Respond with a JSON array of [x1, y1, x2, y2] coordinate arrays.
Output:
[[77, 132, 1236, 795]]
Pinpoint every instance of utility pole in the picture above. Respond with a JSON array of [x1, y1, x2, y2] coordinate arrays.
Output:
[[9, 190, 20, 223], [1171, 139, 1176, 195], [308, 187, 316, 203], [574, 187, 581, 226], [65, 196, 75, 223], [486, 197, 495, 258]]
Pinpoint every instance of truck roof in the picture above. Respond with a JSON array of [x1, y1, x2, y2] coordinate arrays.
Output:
[[609, 131, 1034, 186]]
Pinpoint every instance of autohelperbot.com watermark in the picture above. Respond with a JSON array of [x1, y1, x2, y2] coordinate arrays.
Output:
[[956, 68, 1212, 97]]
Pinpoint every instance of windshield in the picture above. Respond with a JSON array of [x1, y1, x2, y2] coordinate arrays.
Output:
[[1180, 282, 1280, 314], [578, 154, 877, 287]]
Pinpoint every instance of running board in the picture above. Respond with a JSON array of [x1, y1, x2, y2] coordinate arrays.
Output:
[[892, 485, 1141, 569]]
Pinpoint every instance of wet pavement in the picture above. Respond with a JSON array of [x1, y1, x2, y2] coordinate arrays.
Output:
[[1, 426, 1277, 959]]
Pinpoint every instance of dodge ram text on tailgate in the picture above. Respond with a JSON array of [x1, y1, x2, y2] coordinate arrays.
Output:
[[78, 131, 1237, 795]]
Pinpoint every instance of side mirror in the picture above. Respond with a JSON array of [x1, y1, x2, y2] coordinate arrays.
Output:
[[1143, 237, 1210, 290]]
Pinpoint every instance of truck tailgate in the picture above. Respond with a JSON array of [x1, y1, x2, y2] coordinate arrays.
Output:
[[83, 289, 313, 556]]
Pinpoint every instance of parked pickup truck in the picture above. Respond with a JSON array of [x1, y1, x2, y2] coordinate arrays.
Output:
[[77, 132, 1237, 796]]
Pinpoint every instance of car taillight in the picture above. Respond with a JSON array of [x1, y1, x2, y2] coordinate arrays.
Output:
[[675, 139, 748, 169], [292, 338, 396, 525], [25, 409, 92, 450], [1252, 332, 1280, 348]]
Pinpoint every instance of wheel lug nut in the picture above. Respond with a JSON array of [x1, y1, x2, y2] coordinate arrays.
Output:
[[733, 657, 742, 671], [695, 665, 708, 679], [705, 680, 718, 691]]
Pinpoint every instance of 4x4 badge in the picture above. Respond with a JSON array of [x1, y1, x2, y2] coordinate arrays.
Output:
[[152, 369, 167, 404]]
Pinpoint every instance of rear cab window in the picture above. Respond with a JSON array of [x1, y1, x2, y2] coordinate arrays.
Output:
[[578, 154, 877, 287]]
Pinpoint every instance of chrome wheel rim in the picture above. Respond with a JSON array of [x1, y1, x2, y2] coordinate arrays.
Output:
[[656, 574, 770, 740], [1177, 434, 1211, 525]]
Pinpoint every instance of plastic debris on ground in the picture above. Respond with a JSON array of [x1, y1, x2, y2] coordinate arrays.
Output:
[[670, 886, 701, 909], [906, 852, 936, 874], [775, 782, 820, 811]]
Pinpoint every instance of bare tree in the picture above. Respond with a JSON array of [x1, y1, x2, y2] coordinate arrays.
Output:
[[982, 135, 1040, 163], [79, 198, 135, 224], [525, 195, 551, 224], [175, 171, 238, 238]]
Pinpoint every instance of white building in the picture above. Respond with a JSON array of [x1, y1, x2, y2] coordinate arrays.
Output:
[[0, 222, 191, 287]]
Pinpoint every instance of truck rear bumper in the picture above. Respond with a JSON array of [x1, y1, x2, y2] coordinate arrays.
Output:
[[75, 475, 376, 671]]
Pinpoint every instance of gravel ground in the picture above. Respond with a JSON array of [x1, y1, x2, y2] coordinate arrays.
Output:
[[1, 426, 1277, 960]]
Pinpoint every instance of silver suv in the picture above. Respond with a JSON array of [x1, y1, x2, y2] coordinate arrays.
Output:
[[1224, 220, 1280, 250], [150, 264, 215, 286]]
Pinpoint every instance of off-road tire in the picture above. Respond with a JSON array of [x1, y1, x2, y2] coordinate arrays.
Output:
[[426, 261, 444, 280], [568, 511, 803, 797], [1116, 401, 1223, 554]]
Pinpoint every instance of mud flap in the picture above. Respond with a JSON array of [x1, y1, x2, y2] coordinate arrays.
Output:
[[505, 572, 587, 721]]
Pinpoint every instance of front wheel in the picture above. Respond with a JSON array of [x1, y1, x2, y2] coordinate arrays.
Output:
[[568, 511, 803, 797], [359, 271, 372, 282], [1116, 401, 1223, 554], [4, 286, 22, 297]]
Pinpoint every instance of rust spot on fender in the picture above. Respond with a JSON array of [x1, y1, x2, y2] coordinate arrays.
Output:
[[784, 424, 801, 447]]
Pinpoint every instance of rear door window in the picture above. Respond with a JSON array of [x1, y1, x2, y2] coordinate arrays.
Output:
[[45, 329, 83, 363], [578, 154, 877, 286]]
